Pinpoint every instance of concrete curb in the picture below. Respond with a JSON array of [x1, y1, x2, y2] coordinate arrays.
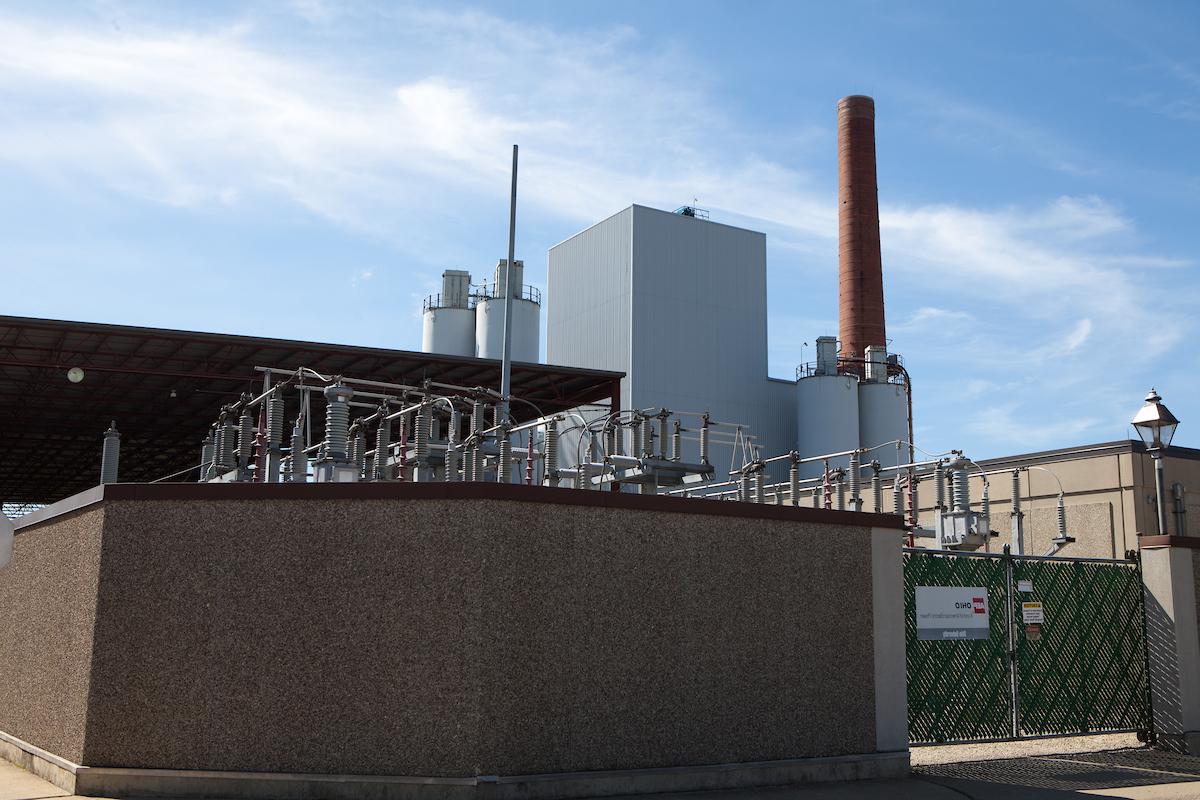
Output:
[[0, 729, 909, 799]]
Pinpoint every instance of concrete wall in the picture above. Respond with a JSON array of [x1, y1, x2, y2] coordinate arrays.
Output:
[[0, 484, 904, 781], [0, 506, 104, 764]]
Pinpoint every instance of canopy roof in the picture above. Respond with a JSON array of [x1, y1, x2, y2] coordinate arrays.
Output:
[[0, 315, 621, 504]]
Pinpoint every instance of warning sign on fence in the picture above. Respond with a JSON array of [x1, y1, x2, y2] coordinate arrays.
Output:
[[1022, 601, 1044, 624], [915, 586, 990, 640]]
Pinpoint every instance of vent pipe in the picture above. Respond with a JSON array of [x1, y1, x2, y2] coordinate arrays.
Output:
[[837, 95, 886, 366]]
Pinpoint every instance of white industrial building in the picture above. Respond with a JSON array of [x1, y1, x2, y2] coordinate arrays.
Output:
[[420, 95, 912, 492]]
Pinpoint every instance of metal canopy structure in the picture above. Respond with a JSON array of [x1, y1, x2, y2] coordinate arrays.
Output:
[[0, 315, 622, 505]]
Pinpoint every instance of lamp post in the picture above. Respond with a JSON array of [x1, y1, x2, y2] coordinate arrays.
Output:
[[1131, 388, 1180, 536]]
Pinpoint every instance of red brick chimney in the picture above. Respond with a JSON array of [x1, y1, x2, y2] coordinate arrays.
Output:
[[837, 95, 886, 365]]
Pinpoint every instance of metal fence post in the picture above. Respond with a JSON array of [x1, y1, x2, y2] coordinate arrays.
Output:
[[1132, 549, 1157, 745], [1004, 544, 1020, 739]]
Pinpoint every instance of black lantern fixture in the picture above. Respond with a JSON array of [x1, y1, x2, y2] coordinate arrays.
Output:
[[1131, 388, 1180, 535]]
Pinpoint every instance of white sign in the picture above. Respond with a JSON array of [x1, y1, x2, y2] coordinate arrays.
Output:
[[1022, 602, 1044, 624], [1018, 580, 1033, 593], [915, 586, 990, 640]]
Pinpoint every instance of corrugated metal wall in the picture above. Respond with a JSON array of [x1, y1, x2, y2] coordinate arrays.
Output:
[[547, 205, 798, 478], [547, 206, 632, 388]]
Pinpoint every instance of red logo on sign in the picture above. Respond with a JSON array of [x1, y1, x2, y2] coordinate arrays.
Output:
[[972, 597, 986, 614]]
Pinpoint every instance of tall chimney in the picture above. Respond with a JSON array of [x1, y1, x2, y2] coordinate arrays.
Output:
[[837, 95, 886, 364]]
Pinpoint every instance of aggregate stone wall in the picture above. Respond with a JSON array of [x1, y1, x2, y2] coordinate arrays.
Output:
[[3, 494, 881, 778], [0, 507, 104, 764]]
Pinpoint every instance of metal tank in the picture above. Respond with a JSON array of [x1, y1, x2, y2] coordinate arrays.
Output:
[[858, 381, 908, 470], [421, 270, 475, 357], [796, 337, 859, 479], [475, 259, 541, 362], [796, 375, 860, 478]]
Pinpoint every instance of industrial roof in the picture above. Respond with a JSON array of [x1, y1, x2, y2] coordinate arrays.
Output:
[[0, 315, 622, 505]]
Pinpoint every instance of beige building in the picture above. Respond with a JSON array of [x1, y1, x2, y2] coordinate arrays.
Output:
[[909, 440, 1200, 559]]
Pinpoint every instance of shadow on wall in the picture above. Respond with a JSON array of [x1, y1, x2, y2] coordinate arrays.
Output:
[[1145, 584, 1186, 753]]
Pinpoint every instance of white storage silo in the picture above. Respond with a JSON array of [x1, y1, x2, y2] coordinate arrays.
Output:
[[858, 381, 909, 470], [475, 259, 541, 362], [421, 270, 475, 358], [796, 374, 861, 478]]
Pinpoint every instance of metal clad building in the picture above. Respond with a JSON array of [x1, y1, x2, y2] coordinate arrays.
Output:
[[548, 205, 795, 475]]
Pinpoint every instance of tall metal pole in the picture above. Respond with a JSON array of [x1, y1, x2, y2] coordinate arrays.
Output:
[[499, 144, 519, 426], [1152, 451, 1168, 535]]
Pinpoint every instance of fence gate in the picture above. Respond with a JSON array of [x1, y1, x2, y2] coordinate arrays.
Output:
[[904, 548, 1151, 744]]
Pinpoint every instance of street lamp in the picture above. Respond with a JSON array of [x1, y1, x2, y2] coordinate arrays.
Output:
[[1131, 388, 1180, 536]]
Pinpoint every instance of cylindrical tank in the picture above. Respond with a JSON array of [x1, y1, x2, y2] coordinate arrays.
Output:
[[422, 306, 476, 357], [796, 374, 859, 478], [475, 296, 539, 362], [858, 381, 909, 471]]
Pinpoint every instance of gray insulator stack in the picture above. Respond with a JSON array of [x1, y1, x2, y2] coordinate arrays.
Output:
[[812, 485, 821, 509], [472, 401, 484, 437], [605, 424, 616, 458], [1011, 470, 1022, 515], [641, 417, 653, 457], [740, 473, 752, 503], [348, 426, 360, 465], [464, 443, 475, 481], [290, 420, 307, 482], [237, 411, 254, 466], [199, 433, 214, 483], [981, 484, 990, 520], [658, 416, 668, 459], [934, 462, 946, 509], [497, 429, 512, 483], [578, 461, 591, 491], [473, 440, 484, 482], [444, 440, 458, 482], [848, 453, 861, 512], [415, 404, 430, 464], [373, 418, 391, 480], [672, 422, 682, 462], [100, 421, 120, 485], [951, 469, 970, 512], [219, 418, 237, 474], [789, 461, 800, 507], [893, 476, 904, 516], [267, 397, 285, 447], [871, 469, 882, 513], [443, 408, 459, 482], [754, 472, 765, 504], [631, 418, 643, 460], [546, 420, 559, 487], [1056, 495, 1067, 539], [353, 426, 367, 478], [265, 396, 285, 483], [323, 384, 353, 461], [837, 474, 846, 511], [699, 423, 710, 465]]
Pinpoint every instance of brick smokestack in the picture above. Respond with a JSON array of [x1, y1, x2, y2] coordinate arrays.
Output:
[[837, 95, 886, 364]]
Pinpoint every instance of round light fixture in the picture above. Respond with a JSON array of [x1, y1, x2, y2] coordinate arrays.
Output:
[[66, 367, 85, 384]]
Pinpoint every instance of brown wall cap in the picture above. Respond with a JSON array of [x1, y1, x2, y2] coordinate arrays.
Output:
[[17, 481, 905, 531], [1139, 535, 1200, 550]]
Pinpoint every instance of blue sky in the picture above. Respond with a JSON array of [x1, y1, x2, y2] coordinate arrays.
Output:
[[1, 1, 1197, 459]]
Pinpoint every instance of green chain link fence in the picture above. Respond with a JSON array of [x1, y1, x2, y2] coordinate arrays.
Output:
[[905, 548, 1151, 745]]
